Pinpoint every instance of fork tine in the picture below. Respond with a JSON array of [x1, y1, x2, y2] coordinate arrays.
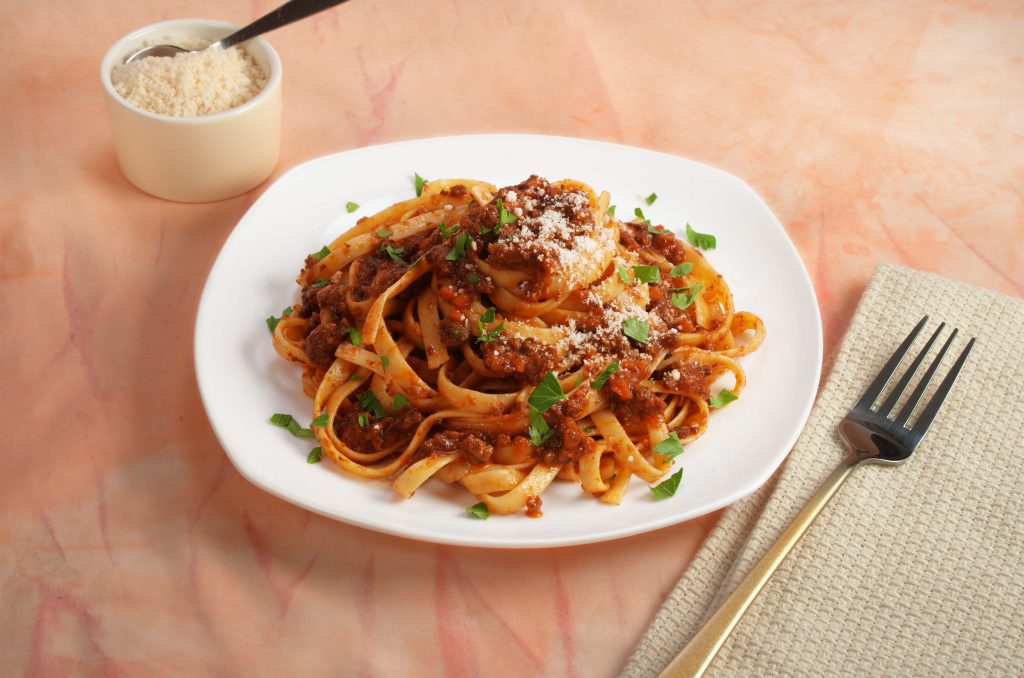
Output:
[[876, 322, 946, 417], [908, 337, 975, 443], [893, 328, 957, 427], [855, 315, 929, 412]]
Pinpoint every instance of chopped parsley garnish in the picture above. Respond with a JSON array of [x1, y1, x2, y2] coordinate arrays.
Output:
[[671, 283, 703, 311], [650, 469, 683, 499], [357, 413, 369, 428], [632, 265, 660, 284], [623, 317, 650, 344], [310, 245, 331, 262], [607, 204, 617, 217], [466, 502, 489, 519], [349, 373, 363, 382], [634, 207, 651, 225], [445, 232, 471, 261], [527, 406, 555, 446], [645, 192, 657, 205], [438, 222, 460, 239], [617, 265, 631, 285], [476, 306, 504, 343], [383, 244, 406, 264], [669, 262, 693, 278], [709, 388, 738, 409], [392, 393, 410, 410], [269, 413, 314, 438], [380, 355, 390, 370], [583, 426, 595, 434], [357, 390, 387, 417], [497, 197, 517, 227], [347, 326, 362, 346], [528, 372, 568, 412], [346, 202, 359, 213], [467, 271, 480, 284], [282, 306, 293, 317], [686, 223, 716, 250], [414, 172, 427, 196], [647, 224, 668, 235], [653, 432, 683, 460], [266, 315, 280, 333], [376, 228, 392, 238], [591, 362, 620, 389], [307, 447, 323, 464], [310, 413, 329, 428], [311, 278, 330, 288]]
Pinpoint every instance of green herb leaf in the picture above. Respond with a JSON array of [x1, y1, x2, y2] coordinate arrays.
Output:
[[652, 432, 683, 460], [650, 469, 683, 499], [349, 373, 363, 382], [383, 244, 406, 264], [269, 413, 314, 438], [669, 262, 693, 278], [357, 390, 387, 417], [528, 372, 568, 412], [497, 197, 517, 227], [376, 228, 392, 238], [310, 413, 329, 428], [445, 232, 471, 261], [583, 426, 595, 434], [380, 355, 390, 370], [607, 204, 617, 217], [632, 265, 661, 284], [591, 362, 620, 389], [647, 224, 667, 235], [527, 406, 555, 446], [467, 272, 480, 284], [671, 283, 704, 312], [617, 265, 631, 285], [347, 326, 362, 346], [414, 172, 427, 197], [623, 317, 650, 344], [307, 447, 323, 464], [645, 192, 658, 206], [709, 388, 738, 409], [392, 393, 410, 411], [634, 207, 651, 225], [266, 315, 279, 333], [282, 306, 293, 317], [438, 222, 461, 239], [466, 502, 489, 519], [311, 278, 330, 289], [686, 223, 717, 250], [476, 306, 504, 343], [357, 413, 369, 428], [310, 245, 331, 262], [346, 202, 359, 213]]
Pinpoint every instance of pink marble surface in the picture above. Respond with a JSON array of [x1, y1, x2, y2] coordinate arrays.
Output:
[[2, 0, 1022, 675]]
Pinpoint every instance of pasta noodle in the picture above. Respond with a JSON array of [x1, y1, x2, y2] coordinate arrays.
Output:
[[272, 176, 764, 516]]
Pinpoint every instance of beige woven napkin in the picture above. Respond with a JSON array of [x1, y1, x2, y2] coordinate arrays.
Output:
[[624, 263, 1024, 677]]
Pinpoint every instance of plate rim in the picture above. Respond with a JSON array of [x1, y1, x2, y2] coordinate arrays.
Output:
[[194, 133, 823, 548]]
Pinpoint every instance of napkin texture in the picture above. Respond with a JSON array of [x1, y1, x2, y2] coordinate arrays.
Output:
[[624, 263, 1024, 677]]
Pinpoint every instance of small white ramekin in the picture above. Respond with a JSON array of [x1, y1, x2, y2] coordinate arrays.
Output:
[[100, 19, 282, 203]]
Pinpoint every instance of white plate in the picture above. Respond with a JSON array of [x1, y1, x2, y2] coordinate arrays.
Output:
[[194, 134, 822, 548]]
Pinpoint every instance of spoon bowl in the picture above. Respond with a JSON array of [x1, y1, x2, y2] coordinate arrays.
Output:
[[121, 0, 348, 65]]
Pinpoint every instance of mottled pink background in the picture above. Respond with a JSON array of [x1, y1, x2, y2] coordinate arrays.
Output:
[[2, 0, 1022, 675]]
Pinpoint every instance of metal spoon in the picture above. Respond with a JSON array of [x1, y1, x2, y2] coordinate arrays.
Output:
[[123, 0, 349, 64]]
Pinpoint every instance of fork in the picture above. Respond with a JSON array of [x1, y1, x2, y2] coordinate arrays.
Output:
[[658, 316, 975, 678]]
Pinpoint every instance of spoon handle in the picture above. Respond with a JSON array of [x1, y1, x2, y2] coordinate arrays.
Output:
[[217, 0, 351, 49]]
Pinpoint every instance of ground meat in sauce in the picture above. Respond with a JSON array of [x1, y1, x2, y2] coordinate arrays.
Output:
[[610, 385, 665, 433], [420, 430, 494, 464], [620, 222, 689, 264], [525, 495, 543, 518], [648, 281, 697, 334], [482, 335, 558, 386], [304, 320, 350, 370], [539, 388, 595, 464], [351, 229, 440, 302], [333, 405, 423, 453], [439, 318, 469, 347], [662, 359, 713, 400]]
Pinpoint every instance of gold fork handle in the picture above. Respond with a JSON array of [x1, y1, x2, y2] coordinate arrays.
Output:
[[658, 454, 862, 678]]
